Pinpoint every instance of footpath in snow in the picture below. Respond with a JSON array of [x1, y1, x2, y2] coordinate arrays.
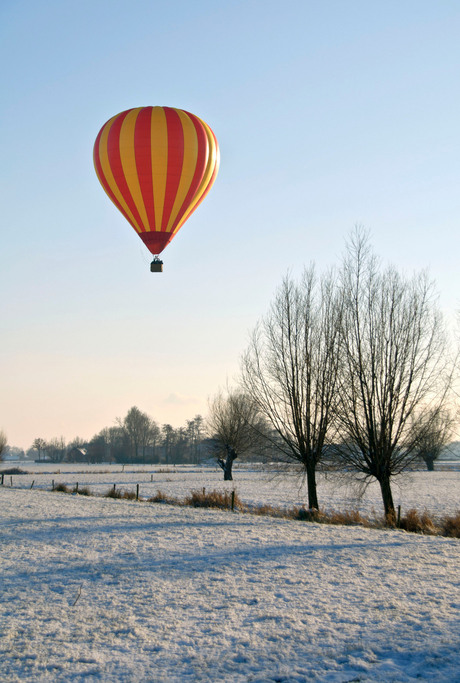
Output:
[[1, 487, 459, 682]]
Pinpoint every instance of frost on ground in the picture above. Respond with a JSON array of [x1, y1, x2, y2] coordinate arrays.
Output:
[[1, 488, 459, 682], [5, 462, 460, 520]]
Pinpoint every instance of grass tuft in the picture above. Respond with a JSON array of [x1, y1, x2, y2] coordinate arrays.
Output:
[[147, 490, 179, 504], [104, 487, 137, 500], [53, 483, 70, 493], [324, 509, 368, 526], [252, 503, 289, 518], [184, 489, 241, 510], [295, 507, 323, 522], [104, 487, 123, 499], [385, 511, 397, 528], [73, 486, 92, 496], [121, 490, 137, 500], [440, 511, 460, 538], [0, 467, 25, 475], [399, 508, 436, 535]]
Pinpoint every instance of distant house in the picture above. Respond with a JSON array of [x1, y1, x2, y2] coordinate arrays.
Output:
[[64, 447, 88, 463]]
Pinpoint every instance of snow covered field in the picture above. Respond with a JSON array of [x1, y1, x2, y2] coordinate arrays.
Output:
[[3, 461, 460, 520], [0, 467, 459, 682]]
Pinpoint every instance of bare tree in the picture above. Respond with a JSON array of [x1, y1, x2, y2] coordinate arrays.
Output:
[[207, 390, 268, 480], [0, 430, 7, 462], [148, 420, 161, 462], [161, 424, 176, 464], [118, 407, 155, 463], [45, 437, 66, 462], [96, 426, 126, 463], [411, 408, 454, 471], [32, 437, 47, 462], [241, 267, 342, 509], [186, 415, 204, 463], [335, 230, 453, 518]]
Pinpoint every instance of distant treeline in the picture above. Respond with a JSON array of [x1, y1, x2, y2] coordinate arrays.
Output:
[[29, 409, 210, 465]]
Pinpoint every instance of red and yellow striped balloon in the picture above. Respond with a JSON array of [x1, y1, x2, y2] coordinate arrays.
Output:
[[93, 106, 219, 255]]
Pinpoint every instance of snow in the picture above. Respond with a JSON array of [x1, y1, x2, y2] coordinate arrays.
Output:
[[1, 467, 459, 681], [4, 462, 460, 520]]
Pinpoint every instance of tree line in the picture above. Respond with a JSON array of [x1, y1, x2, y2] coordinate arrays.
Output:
[[29, 412, 206, 465]]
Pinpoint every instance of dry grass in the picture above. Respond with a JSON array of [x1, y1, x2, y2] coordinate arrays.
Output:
[[441, 511, 460, 538], [147, 490, 179, 504], [385, 510, 397, 528], [0, 467, 26, 475], [104, 486, 123, 499], [73, 486, 92, 496], [324, 509, 369, 526], [251, 503, 291, 518], [46, 481, 459, 539], [103, 487, 138, 500], [184, 488, 241, 510], [399, 508, 437, 535], [53, 483, 70, 493], [288, 507, 368, 526], [294, 507, 323, 522]]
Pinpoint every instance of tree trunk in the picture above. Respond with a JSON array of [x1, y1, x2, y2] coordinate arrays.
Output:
[[223, 463, 233, 480], [306, 461, 319, 510], [378, 474, 395, 521], [218, 447, 238, 481], [424, 457, 435, 471]]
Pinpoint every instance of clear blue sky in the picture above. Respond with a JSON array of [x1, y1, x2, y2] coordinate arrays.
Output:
[[1, 0, 459, 449]]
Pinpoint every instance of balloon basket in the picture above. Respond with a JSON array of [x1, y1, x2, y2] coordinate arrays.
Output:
[[150, 258, 163, 273]]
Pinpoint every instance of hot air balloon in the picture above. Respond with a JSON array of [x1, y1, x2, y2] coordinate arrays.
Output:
[[93, 106, 220, 272]]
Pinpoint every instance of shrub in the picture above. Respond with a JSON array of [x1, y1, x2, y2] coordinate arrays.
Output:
[[53, 483, 69, 493], [1, 467, 25, 475], [285, 507, 368, 526], [441, 511, 460, 538], [325, 509, 368, 526], [147, 490, 178, 504], [399, 508, 436, 535], [184, 489, 241, 510], [104, 486, 123, 499], [73, 486, 92, 496], [252, 504, 288, 518], [295, 507, 323, 522], [121, 490, 137, 500]]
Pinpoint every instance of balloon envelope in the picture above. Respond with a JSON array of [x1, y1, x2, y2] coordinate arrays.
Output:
[[93, 106, 219, 255]]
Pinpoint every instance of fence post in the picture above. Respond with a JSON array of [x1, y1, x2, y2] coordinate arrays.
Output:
[[1, 473, 3, 486], [397, 505, 401, 528], [231, 490, 235, 511], [52, 479, 55, 491], [30, 480, 35, 489], [136, 484, 139, 501]]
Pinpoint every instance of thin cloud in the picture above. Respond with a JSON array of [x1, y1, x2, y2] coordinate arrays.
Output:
[[163, 393, 198, 406]]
